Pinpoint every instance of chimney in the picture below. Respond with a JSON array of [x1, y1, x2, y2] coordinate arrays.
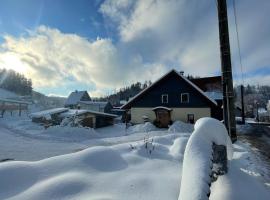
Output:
[[179, 71, 184, 76]]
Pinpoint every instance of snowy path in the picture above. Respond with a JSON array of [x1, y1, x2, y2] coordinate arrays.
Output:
[[210, 141, 270, 199], [238, 134, 270, 186]]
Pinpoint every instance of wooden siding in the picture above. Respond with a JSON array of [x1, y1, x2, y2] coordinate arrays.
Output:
[[131, 72, 212, 108]]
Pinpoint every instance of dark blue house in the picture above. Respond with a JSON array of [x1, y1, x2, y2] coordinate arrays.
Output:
[[121, 69, 220, 127]]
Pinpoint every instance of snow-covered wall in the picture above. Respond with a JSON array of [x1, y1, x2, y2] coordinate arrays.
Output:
[[179, 117, 233, 200]]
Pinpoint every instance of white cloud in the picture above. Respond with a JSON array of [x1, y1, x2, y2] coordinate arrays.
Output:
[[0, 26, 166, 95], [100, 0, 270, 82], [1, 0, 269, 96], [100, 0, 225, 78]]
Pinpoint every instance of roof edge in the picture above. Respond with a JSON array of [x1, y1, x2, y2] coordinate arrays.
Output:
[[121, 69, 217, 109]]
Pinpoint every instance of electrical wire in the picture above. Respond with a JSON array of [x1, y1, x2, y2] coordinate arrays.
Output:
[[232, 0, 245, 85]]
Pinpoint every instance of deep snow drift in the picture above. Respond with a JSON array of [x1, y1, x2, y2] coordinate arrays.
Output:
[[179, 118, 233, 200], [0, 117, 270, 200], [0, 134, 186, 200]]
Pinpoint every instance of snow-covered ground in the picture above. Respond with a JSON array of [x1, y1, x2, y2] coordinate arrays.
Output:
[[0, 115, 270, 199], [0, 115, 177, 161], [211, 141, 270, 199]]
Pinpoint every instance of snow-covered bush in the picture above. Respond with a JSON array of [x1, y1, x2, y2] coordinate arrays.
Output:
[[129, 137, 155, 155], [179, 117, 233, 200], [143, 136, 155, 155], [168, 120, 194, 133], [60, 115, 82, 127]]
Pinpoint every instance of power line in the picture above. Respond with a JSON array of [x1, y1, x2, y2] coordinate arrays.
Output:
[[232, 0, 244, 85]]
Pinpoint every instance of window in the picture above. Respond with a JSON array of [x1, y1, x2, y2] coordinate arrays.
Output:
[[187, 114, 195, 124], [161, 94, 168, 103], [181, 93, 189, 103]]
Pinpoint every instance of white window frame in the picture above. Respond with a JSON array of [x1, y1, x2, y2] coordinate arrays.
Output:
[[181, 93, 189, 103], [161, 94, 168, 104]]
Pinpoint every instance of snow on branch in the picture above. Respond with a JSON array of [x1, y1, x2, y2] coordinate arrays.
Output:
[[179, 117, 233, 200]]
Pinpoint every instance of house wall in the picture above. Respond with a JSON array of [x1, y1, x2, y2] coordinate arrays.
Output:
[[96, 116, 114, 128], [131, 72, 213, 108], [80, 104, 105, 112], [80, 102, 112, 113], [131, 107, 211, 124]]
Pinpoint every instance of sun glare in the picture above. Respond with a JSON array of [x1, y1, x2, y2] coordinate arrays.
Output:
[[0, 53, 27, 74]]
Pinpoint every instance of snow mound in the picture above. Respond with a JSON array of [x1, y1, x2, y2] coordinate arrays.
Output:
[[43, 126, 96, 141], [169, 137, 189, 158], [80, 147, 128, 172], [0, 134, 185, 200], [179, 117, 233, 200], [168, 121, 194, 133], [128, 122, 159, 133]]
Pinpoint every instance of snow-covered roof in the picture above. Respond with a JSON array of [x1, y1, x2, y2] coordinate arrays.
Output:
[[59, 109, 90, 118], [60, 109, 118, 118], [0, 97, 31, 105], [79, 101, 108, 106], [120, 100, 127, 105], [258, 108, 267, 114], [111, 108, 125, 112], [86, 110, 118, 118], [204, 91, 223, 100], [121, 69, 217, 109], [65, 91, 90, 106], [31, 108, 69, 118], [152, 106, 173, 111], [0, 88, 19, 99]]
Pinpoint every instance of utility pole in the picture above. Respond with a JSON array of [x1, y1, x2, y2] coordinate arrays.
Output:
[[217, 0, 237, 142], [241, 85, 245, 124]]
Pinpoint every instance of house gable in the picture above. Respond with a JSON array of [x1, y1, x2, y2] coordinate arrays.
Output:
[[65, 91, 91, 107], [122, 70, 217, 109], [80, 92, 91, 101]]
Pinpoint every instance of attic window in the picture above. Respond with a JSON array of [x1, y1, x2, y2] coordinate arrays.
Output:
[[181, 93, 189, 103], [162, 94, 168, 104]]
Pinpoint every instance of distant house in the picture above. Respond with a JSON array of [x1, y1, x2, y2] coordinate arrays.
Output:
[[31, 108, 69, 125], [64, 90, 91, 108], [30, 108, 117, 128], [79, 101, 113, 113], [59, 109, 117, 128], [65, 90, 113, 114], [189, 76, 222, 91], [121, 70, 220, 127], [190, 76, 223, 120], [0, 88, 31, 117]]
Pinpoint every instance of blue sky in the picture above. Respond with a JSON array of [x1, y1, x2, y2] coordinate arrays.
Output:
[[0, 0, 269, 97], [0, 0, 106, 38]]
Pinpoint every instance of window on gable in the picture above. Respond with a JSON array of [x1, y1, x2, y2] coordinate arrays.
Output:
[[181, 93, 189, 103], [162, 94, 168, 103]]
